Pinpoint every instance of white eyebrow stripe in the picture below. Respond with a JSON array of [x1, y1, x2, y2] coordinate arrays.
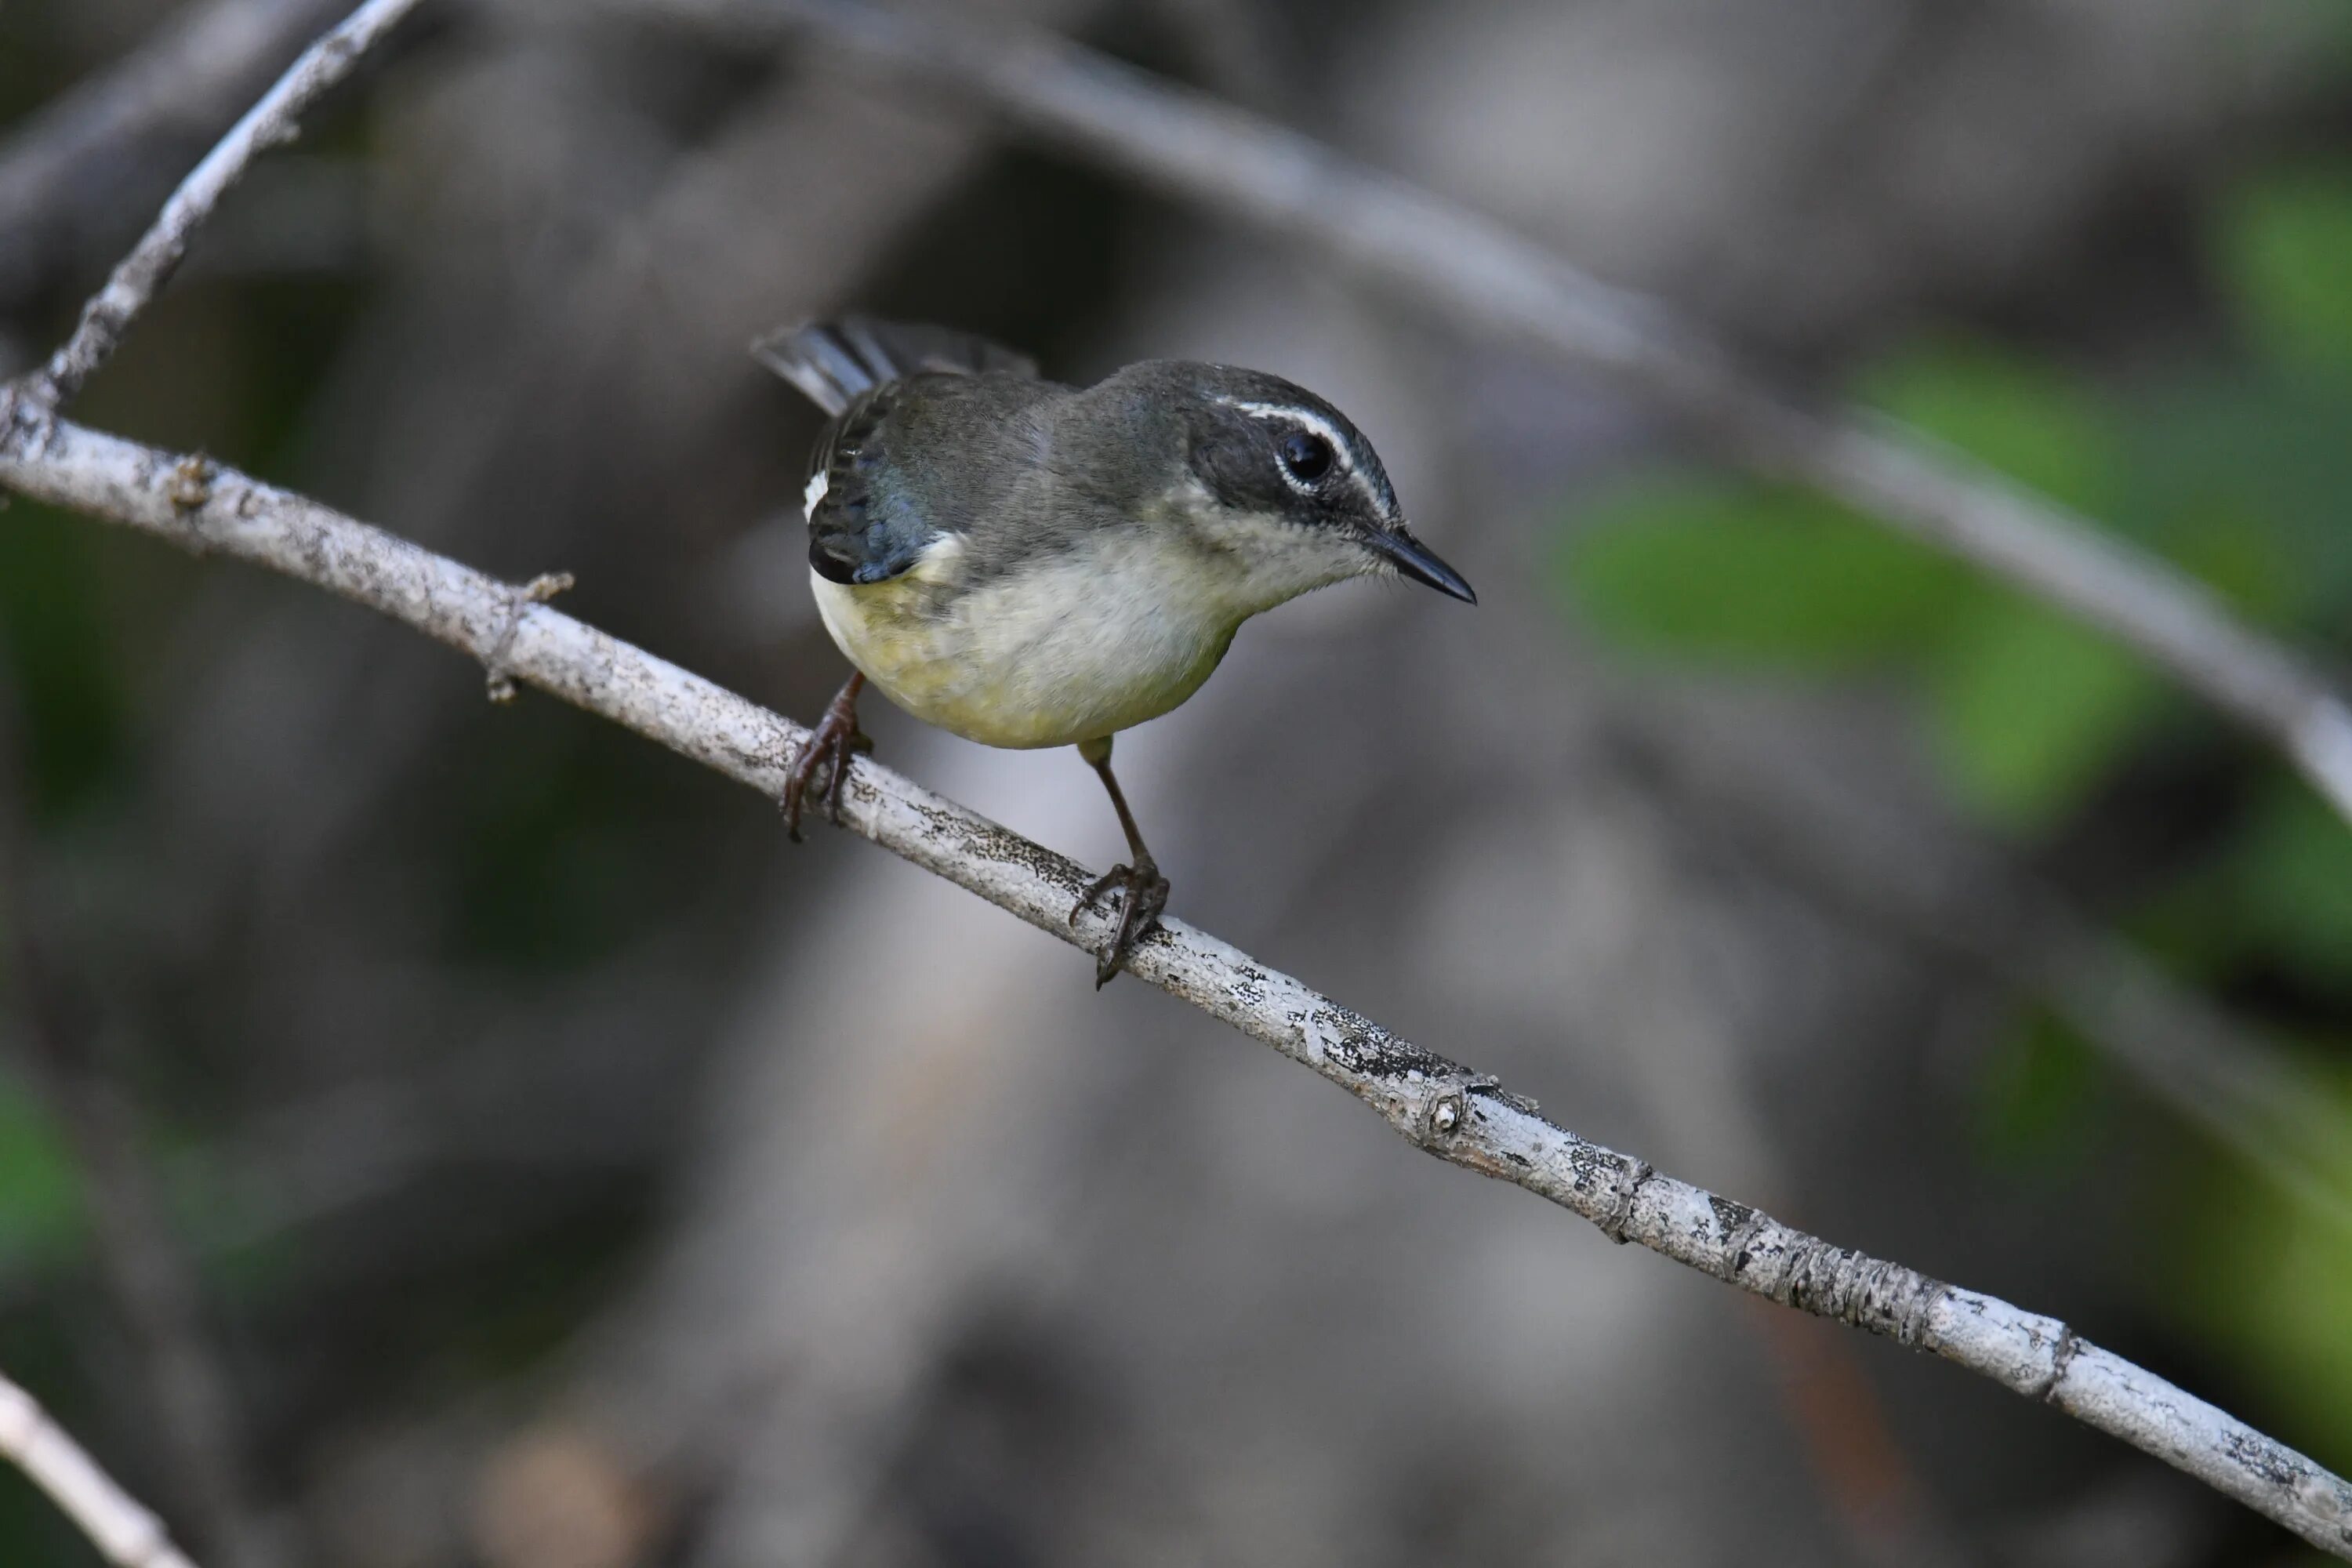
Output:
[[1220, 396, 1396, 514], [1227, 399, 1355, 473]]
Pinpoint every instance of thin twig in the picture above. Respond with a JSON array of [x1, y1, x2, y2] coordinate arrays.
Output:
[[0, 1369, 201, 1568], [0, 0, 352, 306], [0, 701, 277, 1568], [7, 0, 428, 415], [2, 420, 2347, 1556], [637, 0, 2352, 829]]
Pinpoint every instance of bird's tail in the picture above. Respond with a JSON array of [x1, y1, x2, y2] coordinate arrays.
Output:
[[751, 316, 1038, 416]]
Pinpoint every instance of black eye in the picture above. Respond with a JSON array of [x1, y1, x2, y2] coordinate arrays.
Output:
[[1279, 429, 1334, 484]]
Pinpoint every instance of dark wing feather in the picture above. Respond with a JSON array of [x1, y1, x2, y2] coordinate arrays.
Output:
[[751, 317, 1038, 584]]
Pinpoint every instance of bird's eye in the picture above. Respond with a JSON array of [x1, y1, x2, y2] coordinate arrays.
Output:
[[1278, 429, 1334, 485]]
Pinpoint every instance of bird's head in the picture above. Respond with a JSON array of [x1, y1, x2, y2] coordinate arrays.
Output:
[[1109, 364, 1475, 613]]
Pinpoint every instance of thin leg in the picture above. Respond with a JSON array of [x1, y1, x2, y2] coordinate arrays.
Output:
[[782, 671, 872, 842], [1069, 734, 1171, 988]]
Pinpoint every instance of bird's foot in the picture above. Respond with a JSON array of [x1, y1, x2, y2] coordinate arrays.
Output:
[[782, 687, 873, 842], [1071, 855, 1170, 988]]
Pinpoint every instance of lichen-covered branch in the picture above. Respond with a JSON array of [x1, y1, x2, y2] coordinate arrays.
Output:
[[0, 1370, 201, 1568], [644, 0, 2352, 829], [3, 419, 2347, 1557]]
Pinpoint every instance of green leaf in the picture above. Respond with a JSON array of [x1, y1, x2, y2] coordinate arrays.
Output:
[[2179, 1065, 2352, 1463], [1858, 339, 2119, 514], [2125, 375, 2352, 622], [0, 1067, 82, 1270], [1925, 598, 2167, 831], [1975, 1008, 2107, 1171], [0, 504, 129, 818], [2220, 782, 2352, 989], [1561, 475, 1962, 669], [2214, 163, 2352, 370]]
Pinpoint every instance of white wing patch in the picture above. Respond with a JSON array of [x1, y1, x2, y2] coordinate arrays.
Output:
[[802, 467, 830, 521]]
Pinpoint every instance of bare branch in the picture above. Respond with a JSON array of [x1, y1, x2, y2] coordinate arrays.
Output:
[[9, 0, 428, 414], [0, 1368, 201, 1568], [1607, 706, 2352, 1232], [0, 0, 353, 306], [641, 0, 2352, 829], [0, 703, 277, 1568], [3, 421, 2347, 1557]]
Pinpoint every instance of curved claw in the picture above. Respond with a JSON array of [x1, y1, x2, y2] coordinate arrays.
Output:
[[1072, 858, 1171, 988], [782, 677, 869, 842]]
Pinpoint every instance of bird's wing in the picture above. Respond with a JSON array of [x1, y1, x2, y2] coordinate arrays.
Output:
[[753, 318, 1040, 586]]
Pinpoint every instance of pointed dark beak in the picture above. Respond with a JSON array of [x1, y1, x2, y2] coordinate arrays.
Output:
[[1368, 526, 1476, 604]]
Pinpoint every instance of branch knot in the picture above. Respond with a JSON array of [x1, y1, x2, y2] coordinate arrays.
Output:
[[0, 379, 60, 460], [1601, 1156, 1653, 1244], [2033, 1325, 2082, 1403], [485, 572, 575, 703]]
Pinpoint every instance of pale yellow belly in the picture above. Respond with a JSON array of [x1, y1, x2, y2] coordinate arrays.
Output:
[[810, 549, 1242, 750]]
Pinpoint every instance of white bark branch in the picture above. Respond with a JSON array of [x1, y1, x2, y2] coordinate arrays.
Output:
[[11, 0, 427, 413], [0, 1369, 200, 1568], [2, 419, 2347, 1557], [641, 0, 2352, 830]]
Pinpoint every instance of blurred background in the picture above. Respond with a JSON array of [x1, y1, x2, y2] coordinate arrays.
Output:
[[4, 0, 2352, 1563]]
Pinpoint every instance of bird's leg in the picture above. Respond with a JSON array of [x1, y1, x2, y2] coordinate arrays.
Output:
[[1069, 735, 1171, 988], [782, 671, 872, 842]]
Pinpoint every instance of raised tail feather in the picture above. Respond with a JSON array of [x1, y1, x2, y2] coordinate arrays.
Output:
[[751, 316, 1038, 416]]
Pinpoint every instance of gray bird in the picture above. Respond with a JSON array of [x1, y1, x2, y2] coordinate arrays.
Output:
[[756, 317, 1475, 985]]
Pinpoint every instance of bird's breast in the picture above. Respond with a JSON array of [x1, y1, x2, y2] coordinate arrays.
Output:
[[810, 529, 1252, 749]]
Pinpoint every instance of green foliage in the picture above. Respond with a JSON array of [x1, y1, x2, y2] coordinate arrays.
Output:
[[1559, 154, 2352, 1471], [1922, 600, 2163, 828], [1857, 338, 2119, 511], [1562, 341, 2165, 831], [1566, 479, 1960, 667], [1864, 343, 2170, 823], [2214, 162, 2352, 370], [0, 1066, 82, 1272], [2210, 783, 2352, 993], [1973, 1010, 2107, 1171], [2177, 1065, 2352, 1462], [1560, 159, 2352, 837], [2126, 375, 2352, 621], [0, 505, 129, 819]]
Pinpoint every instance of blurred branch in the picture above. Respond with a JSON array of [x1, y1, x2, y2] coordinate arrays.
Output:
[[2, 421, 2348, 1557], [5, 0, 429, 415], [0, 0, 353, 306], [643, 0, 2352, 831], [0, 1369, 201, 1568], [0, 703, 277, 1568], [1605, 706, 2352, 1233]]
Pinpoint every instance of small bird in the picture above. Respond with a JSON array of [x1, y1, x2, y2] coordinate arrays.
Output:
[[756, 317, 1475, 985]]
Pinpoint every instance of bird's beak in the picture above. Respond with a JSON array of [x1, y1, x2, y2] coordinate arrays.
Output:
[[1367, 526, 1476, 604]]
